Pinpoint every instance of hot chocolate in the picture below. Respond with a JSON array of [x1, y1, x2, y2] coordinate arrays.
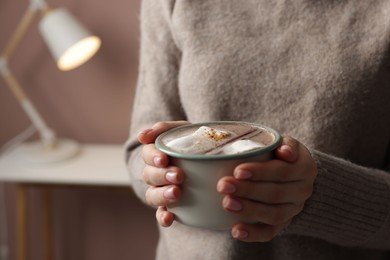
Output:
[[158, 122, 276, 157]]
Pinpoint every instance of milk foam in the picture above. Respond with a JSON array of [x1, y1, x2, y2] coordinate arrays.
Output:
[[165, 126, 265, 155]]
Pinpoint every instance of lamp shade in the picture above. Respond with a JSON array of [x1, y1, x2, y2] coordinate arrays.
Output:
[[38, 8, 101, 71]]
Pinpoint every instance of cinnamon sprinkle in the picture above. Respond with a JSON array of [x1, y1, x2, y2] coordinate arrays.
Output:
[[203, 128, 230, 141]]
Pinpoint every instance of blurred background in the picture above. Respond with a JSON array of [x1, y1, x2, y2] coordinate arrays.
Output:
[[0, 0, 159, 259]]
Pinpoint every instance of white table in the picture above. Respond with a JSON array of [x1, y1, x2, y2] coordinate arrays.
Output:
[[0, 143, 130, 186], [0, 143, 130, 260]]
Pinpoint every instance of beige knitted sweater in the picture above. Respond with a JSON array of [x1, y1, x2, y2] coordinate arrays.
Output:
[[125, 0, 390, 259]]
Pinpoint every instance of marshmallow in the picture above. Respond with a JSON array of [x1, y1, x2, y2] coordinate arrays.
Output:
[[222, 139, 265, 155]]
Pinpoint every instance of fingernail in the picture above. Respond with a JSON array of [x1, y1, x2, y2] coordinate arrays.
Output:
[[280, 145, 293, 155], [163, 187, 176, 199], [139, 128, 153, 135], [160, 212, 170, 227], [154, 156, 162, 167], [234, 169, 252, 180], [166, 172, 179, 184], [224, 197, 242, 211], [232, 229, 248, 239], [279, 145, 298, 162], [217, 181, 236, 194]]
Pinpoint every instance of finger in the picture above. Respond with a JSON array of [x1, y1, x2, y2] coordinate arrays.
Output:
[[138, 121, 190, 144], [156, 206, 175, 227], [222, 195, 303, 225], [274, 136, 300, 163], [217, 177, 311, 204], [145, 185, 181, 207], [143, 165, 184, 186], [231, 220, 291, 242], [234, 160, 304, 182], [141, 144, 170, 168]]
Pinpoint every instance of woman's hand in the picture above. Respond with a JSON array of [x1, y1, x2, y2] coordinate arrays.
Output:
[[138, 121, 190, 227], [217, 136, 317, 242]]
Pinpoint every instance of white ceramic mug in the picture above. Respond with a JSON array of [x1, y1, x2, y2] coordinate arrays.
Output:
[[155, 121, 281, 230]]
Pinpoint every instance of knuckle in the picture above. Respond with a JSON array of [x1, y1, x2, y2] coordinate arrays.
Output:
[[301, 186, 313, 201], [141, 144, 156, 162], [142, 168, 149, 183], [145, 187, 166, 207], [309, 165, 318, 179], [140, 145, 148, 160], [144, 188, 154, 205], [153, 121, 169, 130], [142, 165, 155, 185], [269, 209, 287, 226]]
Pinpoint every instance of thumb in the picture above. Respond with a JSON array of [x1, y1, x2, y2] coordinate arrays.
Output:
[[275, 136, 299, 163], [138, 121, 190, 144]]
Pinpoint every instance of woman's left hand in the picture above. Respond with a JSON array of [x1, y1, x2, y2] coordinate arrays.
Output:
[[217, 136, 317, 242]]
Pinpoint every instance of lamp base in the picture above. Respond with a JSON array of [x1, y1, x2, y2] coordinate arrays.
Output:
[[19, 139, 80, 164]]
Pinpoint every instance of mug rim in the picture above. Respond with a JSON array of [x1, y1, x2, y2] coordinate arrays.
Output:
[[155, 121, 282, 161]]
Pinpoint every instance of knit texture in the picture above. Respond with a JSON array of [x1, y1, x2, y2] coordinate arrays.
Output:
[[126, 0, 390, 259]]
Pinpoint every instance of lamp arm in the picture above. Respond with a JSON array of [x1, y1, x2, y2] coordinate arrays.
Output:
[[0, 0, 57, 150], [0, 61, 56, 149], [2, 6, 37, 59], [2, 0, 50, 59]]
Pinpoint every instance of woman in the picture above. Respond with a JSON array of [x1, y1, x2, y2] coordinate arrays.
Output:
[[125, 0, 390, 259]]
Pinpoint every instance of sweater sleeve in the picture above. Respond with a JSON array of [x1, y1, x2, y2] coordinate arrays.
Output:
[[286, 149, 390, 250], [124, 0, 185, 203]]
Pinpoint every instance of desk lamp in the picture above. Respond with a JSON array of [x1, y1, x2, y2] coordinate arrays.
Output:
[[0, 0, 101, 163]]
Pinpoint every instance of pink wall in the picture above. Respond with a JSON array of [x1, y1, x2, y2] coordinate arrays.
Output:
[[0, 0, 159, 259]]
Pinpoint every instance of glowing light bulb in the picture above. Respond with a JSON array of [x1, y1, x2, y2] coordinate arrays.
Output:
[[58, 36, 101, 71]]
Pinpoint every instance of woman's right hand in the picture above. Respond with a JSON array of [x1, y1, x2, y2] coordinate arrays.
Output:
[[138, 121, 190, 227]]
